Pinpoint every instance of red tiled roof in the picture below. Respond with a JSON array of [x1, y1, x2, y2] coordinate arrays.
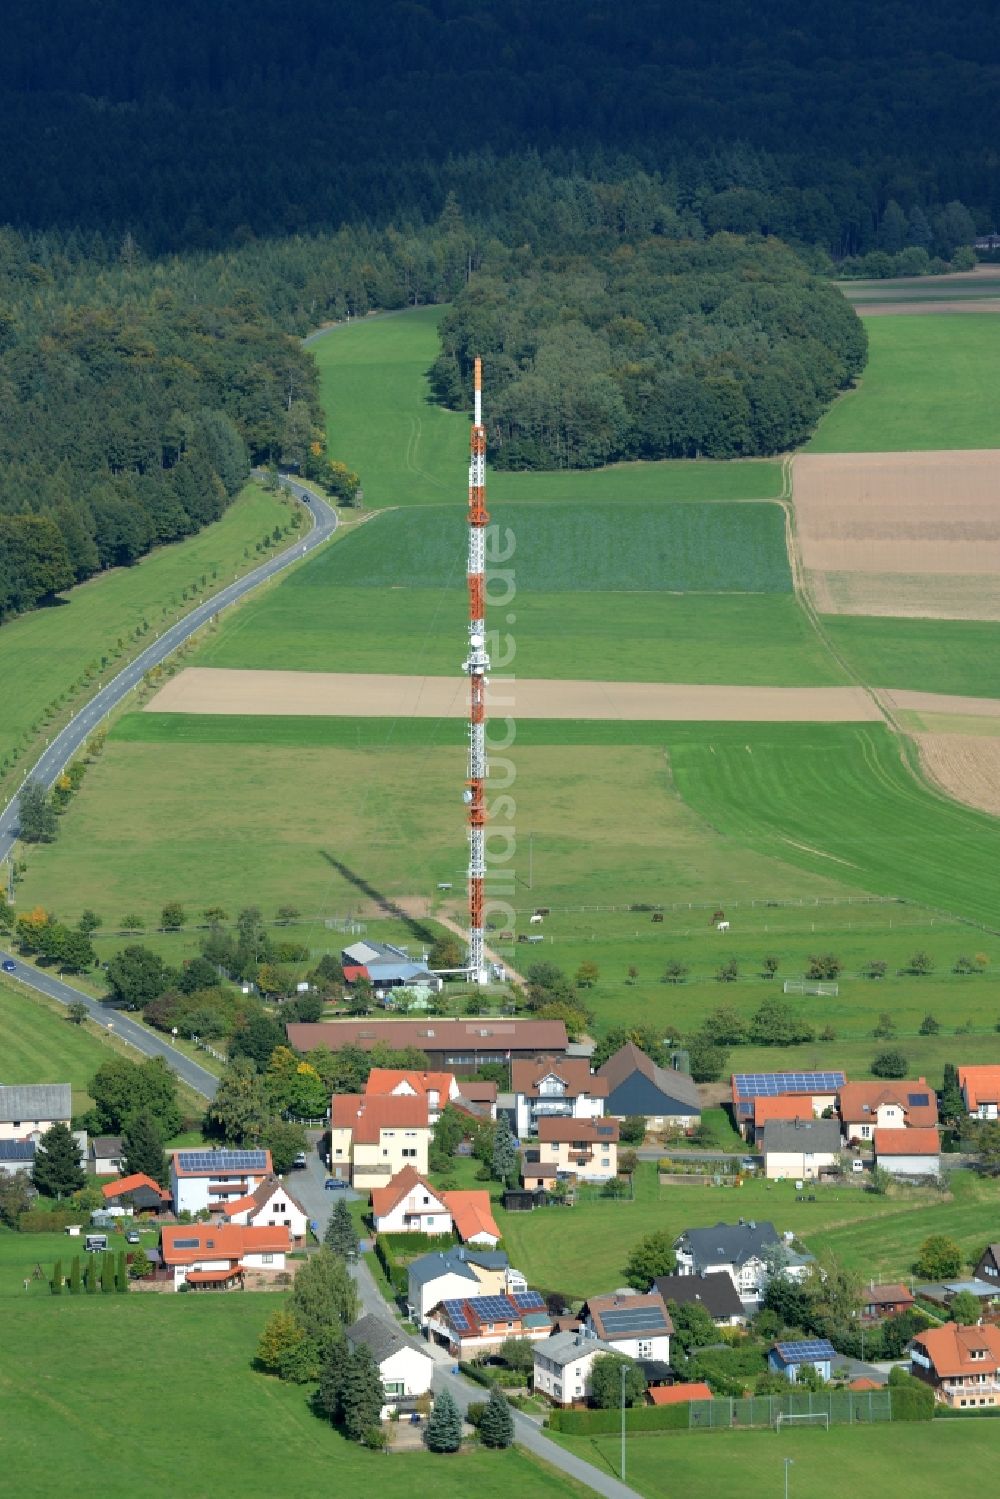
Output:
[[330, 1092, 429, 1142], [161, 1223, 289, 1265], [537, 1117, 619, 1144], [752, 1096, 814, 1126], [365, 1068, 457, 1102], [443, 1190, 500, 1243], [457, 1080, 498, 1104], [370, 1165, 445, 1218], [511, 1055, 608, 1099], [864, 1283, 914, 1308], [222, 1194, 257, 1218], [650, 1383, 712, 1405], [874, 1127, 940, 1156], [186, 1266, 243, 1284], [848, 1378, 881, 1392], [914, 1322, 1000, 1378], [101, 1172, 170, 1201], [839, 1079, 938, 1129], [286, 1018, 568, 1054], [958, 1067, 1000, 1109], [343, 965, 369, 982]]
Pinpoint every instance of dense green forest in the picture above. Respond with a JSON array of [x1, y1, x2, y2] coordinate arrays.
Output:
[[432, 237, 866, 466], [0, 0, 995, 617]]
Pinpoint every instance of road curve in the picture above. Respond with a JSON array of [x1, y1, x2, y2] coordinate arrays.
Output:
[[0, 477, 336, 864], [0, 953, 219, 1099]]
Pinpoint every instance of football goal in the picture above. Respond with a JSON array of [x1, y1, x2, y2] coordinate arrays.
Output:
[[774, 1412, 829, 1433]]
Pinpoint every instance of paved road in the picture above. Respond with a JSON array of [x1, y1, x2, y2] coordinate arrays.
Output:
[[0, 952, 220, 1099], [0, 476, 337, 864]]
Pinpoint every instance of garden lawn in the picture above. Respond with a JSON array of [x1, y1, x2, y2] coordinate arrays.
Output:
[[822, 615, 1000, 699], [807, 315, 1000, 451], [0, 1293, 582, 1499], [0, 483, 293, 784], [495, 1166, 1000, 1300], [312, 307, 783, 505], [553, 1422, 1000, 1499], [0, 978, 136, 1116]]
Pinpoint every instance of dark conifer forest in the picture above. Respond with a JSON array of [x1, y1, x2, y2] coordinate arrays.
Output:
[[0, 1, 997, 613]]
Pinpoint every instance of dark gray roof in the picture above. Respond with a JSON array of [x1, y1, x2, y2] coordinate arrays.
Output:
[[675, 1220, 785, 1270], [761, 1118, 842, 1154], [536, 1330, 616, 1368], [348, 1313, 432, 1367], [0, 1083, 72, 1123], [407, 1245, 508, 1289], [653, 1272, 746, 1320], [89, 1135, 123, 1156]]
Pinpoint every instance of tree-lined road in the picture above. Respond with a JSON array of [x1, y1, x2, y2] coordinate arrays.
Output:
[[0, 477, 337, 868]]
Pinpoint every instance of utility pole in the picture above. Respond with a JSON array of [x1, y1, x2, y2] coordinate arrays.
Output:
[[463, 357, 490, 985], [784, 1456, 794, 1499], [620, 1362, 627, 1481]]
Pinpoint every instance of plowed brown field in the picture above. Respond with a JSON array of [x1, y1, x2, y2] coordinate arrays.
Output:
[[916, 731, 1000, 817], [792, 450, 1000, 619]]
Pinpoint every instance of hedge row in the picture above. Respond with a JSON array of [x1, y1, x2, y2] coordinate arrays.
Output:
[[547, 1405, 689, 1434]]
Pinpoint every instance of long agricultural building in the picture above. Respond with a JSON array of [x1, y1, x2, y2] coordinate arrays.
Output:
[[285, 1018, 568, 1073]]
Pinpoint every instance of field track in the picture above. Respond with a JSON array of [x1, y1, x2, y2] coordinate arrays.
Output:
[[793, 449, 1000, 619], [149, 666, 884, 721]]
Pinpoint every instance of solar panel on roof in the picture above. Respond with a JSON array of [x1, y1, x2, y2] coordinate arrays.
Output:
[[512, 1291, 545, 1311], [177, 1149, 268, 1171], [173, 1237, 200, 1249], [441, 1299, 471, 1331], [908, 1092, 931, 1106], [601, 1308, 670, 1334], [775, 1338, 835, 1361], [734, 1072, 845, 1099]]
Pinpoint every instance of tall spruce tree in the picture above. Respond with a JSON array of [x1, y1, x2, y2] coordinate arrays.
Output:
[[491, 1113, 518, 1185], [324, 1199, 359, 1260], [340, 1345, 385, 1442], [479, 1387, 514, 1448], [32, 1122, 85, 1198], [122, 1110, 168, 1186], [424, 1389, 462, 1452], [316, 1335, 351, 1423]]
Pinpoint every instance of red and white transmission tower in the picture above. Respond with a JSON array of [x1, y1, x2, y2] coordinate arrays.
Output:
[[463, 357, 490, 984]]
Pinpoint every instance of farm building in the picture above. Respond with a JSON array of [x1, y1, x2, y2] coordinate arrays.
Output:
[[596, 1042, 701, 1128], [285, 1018, 568, 1073], [873, 1126, 940, 1178], [0, 1083, 72, 1142]]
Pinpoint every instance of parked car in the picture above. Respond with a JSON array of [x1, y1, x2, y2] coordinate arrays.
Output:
[[1, 959, 16, 972], [125, 1230, 141, 1244], [292, 1152, 308, 1169], [324, 1177, 348, 1191], [740, 1157, 757, 1171]]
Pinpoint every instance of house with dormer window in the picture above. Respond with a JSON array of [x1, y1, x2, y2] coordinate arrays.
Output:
[[512, 1056, 607, 1138], [911, 1323, 1000, 1407]]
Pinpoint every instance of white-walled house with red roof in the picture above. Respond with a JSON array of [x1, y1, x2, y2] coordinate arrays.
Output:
[[371, 1166, 454, 1235], [329, 1094, 431, 1188], [160, 1222, 290, 1290], [170, 1149, 273, 1215], [221, 1175, 309, 1244], [364, 1068, 461, 1123]]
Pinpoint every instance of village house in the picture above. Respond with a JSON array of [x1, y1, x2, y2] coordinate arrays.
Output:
[[768, 1339, 835, 1384], [451, 1078, 498, 1121], [364, 1067, 460, 1123], [731, 1071, 845, 1136], [221, 1174, 309, 1244], [346, 1314, 435, 1417], [407, 1246, 523, 1324], [581, 1291, 673, 1363], [444, 1190, 501, 1247], [674, 1221, 814, 1310], [328, 1093, 430, 1188], [371, 1166, 453, 1235], [749, 1095, 815, 1145], [910, 1322, 1000, 1407], [653, 1271, 748, 1327], [761, 1117, 842, 1180], [839, 1079, 938, 1143], [873, 1127, 941, 1178], [0, 1139, 36, 1177], [975, 1244, 1000, 1285], [533, 1330, 617, 1406], [522, 1117, 619, 1184], [0, 1083, 72, 1143], [425, 1290, 551, 1356], [101, 1172, 172, 1215], [511, 1056, 607, 1139], [285, 1018, 568, 1074], [861, 1283, 915, 1322], [160, 1222, 290, 1289], [87, 1135, 124, 1175], [958, 1066, 1000, 1120], [170, 1149, 273, 1215], [596, 1042, 701, 1130]]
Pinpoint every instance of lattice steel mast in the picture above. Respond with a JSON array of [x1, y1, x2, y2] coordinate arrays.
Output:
[[463, 357, 490, 983]]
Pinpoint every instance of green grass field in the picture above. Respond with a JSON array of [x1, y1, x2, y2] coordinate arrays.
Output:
[[0, 978, 139, 1116], [840, 271, 1000, 304], [822, 615, 1000, 699], [490, 1164, 1000, 1298], [0, 483, 294, 782], [314, 307, 783, 505], [0, 1291, 581, 1499], [553, 1422, 1000, 1499], [807, 315, 1000, 451]]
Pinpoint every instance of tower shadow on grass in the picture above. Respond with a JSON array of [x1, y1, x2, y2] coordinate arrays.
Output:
[[318, 850, 436, 945]]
